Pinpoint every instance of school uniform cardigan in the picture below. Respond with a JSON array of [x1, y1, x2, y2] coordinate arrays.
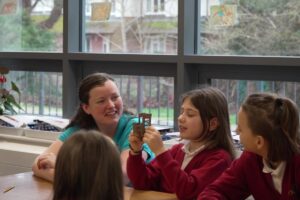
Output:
[[198, 151, 300, 200], [127, 143, 232, 200]]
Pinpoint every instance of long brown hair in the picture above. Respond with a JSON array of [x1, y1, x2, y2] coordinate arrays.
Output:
[[180, 87, 236, 159], [241, 93, 300, 163], [53, 130, 123, 200]]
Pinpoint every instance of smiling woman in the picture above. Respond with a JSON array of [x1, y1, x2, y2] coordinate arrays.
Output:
[[31, 72, 155, 184]]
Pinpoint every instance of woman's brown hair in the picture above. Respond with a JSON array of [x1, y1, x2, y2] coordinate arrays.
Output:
[[53, 130, 123, 200], [241, 93, 300, 163]]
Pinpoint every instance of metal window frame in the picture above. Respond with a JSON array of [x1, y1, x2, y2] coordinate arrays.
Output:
[[0, 0, 299, 130]]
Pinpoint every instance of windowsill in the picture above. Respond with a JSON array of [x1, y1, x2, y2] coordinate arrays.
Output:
[[0, 133, 51, 154]]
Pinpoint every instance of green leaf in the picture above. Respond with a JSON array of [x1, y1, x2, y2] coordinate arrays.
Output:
[[6, 94, 22, 110], [11, 81, 21, 95], [4, 101, 17, 114]]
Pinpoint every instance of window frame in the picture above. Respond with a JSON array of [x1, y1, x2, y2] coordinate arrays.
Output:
[[0, 0, 299, 130]]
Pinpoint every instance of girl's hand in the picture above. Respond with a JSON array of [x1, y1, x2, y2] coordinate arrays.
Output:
[[143, 126, 166, 156], [128, 132, 143, 154], [37, 152, 56, 170]]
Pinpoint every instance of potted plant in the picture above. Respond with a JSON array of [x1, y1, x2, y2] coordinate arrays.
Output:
[[0, 67, 22, 115]]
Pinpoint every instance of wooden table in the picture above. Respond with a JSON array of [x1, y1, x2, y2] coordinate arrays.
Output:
[[0, 172, 177, 200]]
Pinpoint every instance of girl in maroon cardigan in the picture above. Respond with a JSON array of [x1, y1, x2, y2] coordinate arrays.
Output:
[[198, 93, 300, 200], [127, 87, 236, 200]]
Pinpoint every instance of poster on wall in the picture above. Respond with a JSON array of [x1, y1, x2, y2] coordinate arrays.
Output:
[[210, 4, 237, 27], [91, 2, 112, 21], [0, 0, 17, 15]]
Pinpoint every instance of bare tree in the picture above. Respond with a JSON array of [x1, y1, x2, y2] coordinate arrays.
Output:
[[22, 0, 63, 30]]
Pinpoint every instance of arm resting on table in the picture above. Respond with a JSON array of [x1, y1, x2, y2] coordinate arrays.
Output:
[[31, 140, 63, 182]]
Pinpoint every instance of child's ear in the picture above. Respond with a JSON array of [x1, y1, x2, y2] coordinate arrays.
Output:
[[255, 135, 265, 150], [209, 117, 219, 131]]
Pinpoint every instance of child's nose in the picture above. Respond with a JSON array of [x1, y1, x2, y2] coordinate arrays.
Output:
[[177, 114, 184, 122]]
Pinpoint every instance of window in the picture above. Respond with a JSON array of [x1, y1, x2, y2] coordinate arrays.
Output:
[[113, 75, 174, 127], [103, 37, 110, 53], [8, 71, 62, 117], [110, 0, 116, 15], [84, 0, 178, 54], [0, 0, 63, 52], [212, 79, 300, 129], [144, 36, 166, 53], [2, 1, 299, 130], [85, 0, 92, 17], [197, 0, 300, 56], [147, 0, 165, 14]]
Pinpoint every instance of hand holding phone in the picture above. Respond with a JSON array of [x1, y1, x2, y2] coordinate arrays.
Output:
[[133, 113, 151, 140]]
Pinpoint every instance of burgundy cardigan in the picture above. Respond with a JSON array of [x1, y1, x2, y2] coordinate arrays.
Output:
[[198, 151, 300, 200], [127, 143, 232, 200]]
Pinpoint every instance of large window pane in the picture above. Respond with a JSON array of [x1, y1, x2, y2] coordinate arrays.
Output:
[[8, 71, 62, 116], [212, 79, 300, 128], [198, 0, 300, 56], [7, 71, 174, 126], [84, 0, 178, 54], [0, 0, 63, 52], [112, 75, 174, 127]]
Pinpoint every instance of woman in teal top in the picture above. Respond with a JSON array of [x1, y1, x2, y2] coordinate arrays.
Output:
[[32, 73, 154, 183], [60, 114, 153, 155]]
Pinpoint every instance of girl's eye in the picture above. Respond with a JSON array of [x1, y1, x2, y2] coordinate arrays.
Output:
[[186, 113, 194, 117], [179, 109, 197, 117], [186, 113, 193, 117], [186, 111, 197, 117]]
